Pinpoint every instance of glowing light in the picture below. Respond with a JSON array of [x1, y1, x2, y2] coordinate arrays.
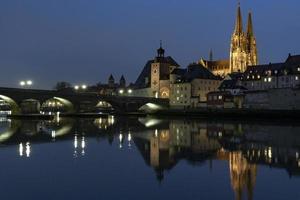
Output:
[[26, 142, 31, 157], [51, 130, 56, 139], [268, 147, 272, 159], [73, 135, 78, 157], [119, 133, 123, 149], [128, 133, 132, 148], [74, 135, 78, 148], [81, 136, 85, 156], [155, 129, 158, 137], [81, 136, 86, 149], [119, 89, 124, 94], [26, 80, 33, 85], [128, 89, 133, 94], [20, 81, 26, 86], [81, 85, 87, 90], [19, 143, 24, 157], [74, 85, 79, 90]]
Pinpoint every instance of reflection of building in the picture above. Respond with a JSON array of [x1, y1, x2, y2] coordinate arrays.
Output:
[[93, 116, 115, 130], [229, 151, 256, 200], [134, 121, 222, 182]]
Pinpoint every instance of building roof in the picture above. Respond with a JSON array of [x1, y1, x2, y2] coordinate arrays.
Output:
[[242, 54, 300, 81], [219, 79, 247, 90], [172, 63, 221, 83], [133, 56, 179, 89], [200, 59, 230, 70], [185, 63, 221, 81]]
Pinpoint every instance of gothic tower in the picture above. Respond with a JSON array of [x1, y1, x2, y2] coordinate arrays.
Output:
[[246, 12, 258, 67], [230, 4, 258, 73]]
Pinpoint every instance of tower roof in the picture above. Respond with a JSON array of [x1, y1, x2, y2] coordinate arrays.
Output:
[[109, 74, 114, 81], [247, 12, 254, 37], [234, 3, 243, 35], [157, 40, 165, 58], [120, 75, 125, 81]]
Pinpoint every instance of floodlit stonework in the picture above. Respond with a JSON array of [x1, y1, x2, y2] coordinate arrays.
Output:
[[230, 4, 258, 73]]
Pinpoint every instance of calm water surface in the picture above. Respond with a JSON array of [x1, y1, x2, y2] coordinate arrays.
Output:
[[0, 116, 299, 200]]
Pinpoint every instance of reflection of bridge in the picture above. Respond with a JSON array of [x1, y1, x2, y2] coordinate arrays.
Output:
[[1, 117, 300, 199], [0, 87, 169, 114]]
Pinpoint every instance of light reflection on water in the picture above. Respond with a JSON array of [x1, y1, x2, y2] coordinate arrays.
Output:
[[0, 116, 299, 200]]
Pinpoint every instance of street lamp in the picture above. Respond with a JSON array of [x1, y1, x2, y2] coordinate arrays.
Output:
[[26, 80, 33, 86], [74, 85, 79, 90], [81, 84, 87, 90], [19, 80, 33, 88], [20, 81, 26, 86]]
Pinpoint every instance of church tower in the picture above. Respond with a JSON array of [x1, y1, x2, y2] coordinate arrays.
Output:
[[230, 3, 258, 73], [246, 12, 258, 67]]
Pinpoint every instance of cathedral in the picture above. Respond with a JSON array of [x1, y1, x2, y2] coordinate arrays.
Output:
[[201, 4, 258, 77]]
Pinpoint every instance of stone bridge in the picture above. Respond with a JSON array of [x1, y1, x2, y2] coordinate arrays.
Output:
[[0, 87, 169, 114]]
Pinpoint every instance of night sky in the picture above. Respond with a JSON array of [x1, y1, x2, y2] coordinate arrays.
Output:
[[0, 0, 299, 89]]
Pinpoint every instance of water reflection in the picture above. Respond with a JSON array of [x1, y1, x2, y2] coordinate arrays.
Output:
[[0, 116, 299, 199]]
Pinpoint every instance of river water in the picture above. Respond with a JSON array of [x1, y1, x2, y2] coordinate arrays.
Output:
[[0, 116, 299, 200]]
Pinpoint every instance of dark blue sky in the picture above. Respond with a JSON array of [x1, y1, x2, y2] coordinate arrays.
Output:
[[0, 0, 299, 89]]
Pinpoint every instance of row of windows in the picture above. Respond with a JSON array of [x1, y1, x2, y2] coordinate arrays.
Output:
[[208, 95, 223, 101]]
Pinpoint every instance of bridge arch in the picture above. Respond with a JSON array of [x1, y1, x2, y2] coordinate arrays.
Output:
[[0, 119, 20, 142], [41, 97, 74, 114], [95, 101, 115, 112], [0, 95, 20, 115]]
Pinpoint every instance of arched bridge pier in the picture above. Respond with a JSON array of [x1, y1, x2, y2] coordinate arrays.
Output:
[[0, 87, 169, 115]]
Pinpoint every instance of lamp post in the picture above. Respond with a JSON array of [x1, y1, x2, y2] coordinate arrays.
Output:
[[19, 80, 33, 88], [74, 84, 87, 92]]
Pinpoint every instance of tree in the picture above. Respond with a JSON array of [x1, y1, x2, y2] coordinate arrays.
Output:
[[54, 81, 72, 91]]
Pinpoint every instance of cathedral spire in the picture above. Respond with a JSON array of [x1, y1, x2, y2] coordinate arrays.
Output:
[[247, 11, 254, 37], [234, 2, 243, 35]]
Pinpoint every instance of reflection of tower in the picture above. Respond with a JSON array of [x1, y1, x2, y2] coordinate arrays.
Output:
[[150, 135, 160, 167], [229, 151, 257, 200]]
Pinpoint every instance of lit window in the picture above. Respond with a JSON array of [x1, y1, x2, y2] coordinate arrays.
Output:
[[298, 67, 300, 72], [218, 96, 222, 100], [268, 77, 272, 82], [264, 78, 267, 82], [176, 97, 179, 101], [296, 76, 299, 81], [258, 75, 261, 79]]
